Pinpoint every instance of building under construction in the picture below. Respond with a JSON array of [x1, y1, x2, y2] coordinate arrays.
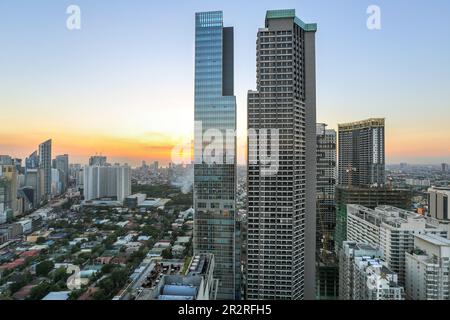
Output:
[[334, 186, 412, 253], [316, 124, 338, 299]]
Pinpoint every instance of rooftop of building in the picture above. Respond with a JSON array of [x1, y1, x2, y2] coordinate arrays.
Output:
[[343, 241, 381, 257], [42, 291, 70, 301], [338, 118, 385, 131], [134, 254, 214, 301], [428, 186, 450, 192], [415, 233, 450, 246], [265, 9, 317, 32], [348, 204, 443, 230], [125, 193, 147, 199], [335, 185, 409, 192]]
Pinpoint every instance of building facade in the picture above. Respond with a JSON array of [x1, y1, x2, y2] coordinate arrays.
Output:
[[339, 241, 382, 300], [193, 11, 238, 300], [89, 156, 107, 166], [316, 123, 337, 252], [25, 151, 39, 170], [315, 123, 338, 299], [38, 139, 52, 200], [247, 9, 317, 300], [54, 154, 69, 193], [83, 165, 131, 202], [405, 234, 450, 300], [338, 118, 385, 187], [0, 165, 18, 216], [352, 254, 404, 300], [428, 187, 450, 222], [340, 241, 404, 300], [334, 185, 411, 252], [346, 205, 447, 285]]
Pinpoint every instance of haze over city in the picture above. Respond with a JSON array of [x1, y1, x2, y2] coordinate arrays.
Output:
[[1, 0, 449, 165]]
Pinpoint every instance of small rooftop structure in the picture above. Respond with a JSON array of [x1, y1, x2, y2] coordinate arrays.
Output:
[[42, 291, 70, 300], [148, 254, 217, 300]]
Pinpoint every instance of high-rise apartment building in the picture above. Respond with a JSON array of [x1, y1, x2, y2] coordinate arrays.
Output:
[[25, 151, 39, 170], [83, 165, 131, 202], [338, 118, 385, 187], [54, 154, 69, 193], [406, 234, 450, 300], [334, 185, 411, 252], [428, 187, 450, 222], [70, 164, 83, 190], [38, 139, 52, 200], [247, 9, 317, 300], [315, 123, 338, 300], [0, 165, 18, 216], [339, 241, 381, 299], [316, 123, 337, 251], [339, 241, 404, 300], [24, 168, 41, 207], [0, 166, 16, 222], [89, 155, 107, 166], [193, 11, 237, 300], [346, 205, 447, 285], [0, 156, 13, 165]]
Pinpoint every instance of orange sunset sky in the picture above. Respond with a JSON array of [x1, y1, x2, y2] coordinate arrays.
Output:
[[1, 1, 449, 166]]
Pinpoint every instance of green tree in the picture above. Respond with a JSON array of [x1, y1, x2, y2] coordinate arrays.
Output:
[[101, 264, 114, 274], [9, 272, 33, 294], [28, 282, 52, 300], [110, 268, 128, 288], [53, 267, 69, 284], [36, 237, 46, 244], [91, 289, 108, 300], [161, 248, 173, 259], [35, 260, 55, 277], [98, 278, 115, 292]]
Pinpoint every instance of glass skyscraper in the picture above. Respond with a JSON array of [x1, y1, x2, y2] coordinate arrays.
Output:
[[193, 11, 238, 300]]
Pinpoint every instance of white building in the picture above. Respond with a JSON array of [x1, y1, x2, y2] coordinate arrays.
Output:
[[51, 168, 62, 196], [405, 179, 431, 187], [17, 219, 32, 234], [428, 187, 450, 221], [340, 241, 404, 300], [339, 241, 381, 299], [347, 205, 447, 285], [83, 165, 131, 202], [405, 234, 450, 300], [0, 208, 6, 224], [353, 255, 404, 300]]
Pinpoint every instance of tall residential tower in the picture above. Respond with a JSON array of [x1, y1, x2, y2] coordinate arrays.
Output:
[[38, 139, 52, 200], [247, 9, 317, 300], [316, 123, 337, 252], [338, 118, 385, 187], [193, 11, 238, 300]]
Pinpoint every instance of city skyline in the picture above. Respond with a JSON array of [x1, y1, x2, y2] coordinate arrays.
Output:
[[1, 2, 450, 304], [1, 0, 450, 166]]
